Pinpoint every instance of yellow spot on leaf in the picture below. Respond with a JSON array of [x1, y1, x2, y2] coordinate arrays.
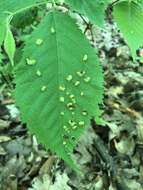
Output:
[[36, 70, 42, 76], [66, 75, 73, 81], [59, 85, 65, 91], [74, 81, 80, 86], [83, 54, 88, 62], [26, 58, 36, 65], [36, 38, 43, 45], [59, 97, 65, 102], [41, 86, 47, 92], [51, 27, 55, 34]]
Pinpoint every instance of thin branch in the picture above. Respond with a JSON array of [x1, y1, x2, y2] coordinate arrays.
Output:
[[92, 125, 131, 190]]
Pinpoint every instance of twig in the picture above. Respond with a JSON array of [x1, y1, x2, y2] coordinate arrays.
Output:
[[110, 0, 120, 7], [78, 14, 94, 43], [92, 125, 131, 190]]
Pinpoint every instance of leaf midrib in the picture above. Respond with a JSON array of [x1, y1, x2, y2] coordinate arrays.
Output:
[[52, 11, 64, 138]]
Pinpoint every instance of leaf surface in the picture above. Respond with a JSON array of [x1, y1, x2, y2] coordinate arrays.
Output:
[[15, 10, 103, 170], [4, 24, 16, 66], [113, 1, 143, 59], [0, 0, 46, 14], [0, 0, 46, 48], [0, 13, 7, 45], [65, 0, 110, 26]]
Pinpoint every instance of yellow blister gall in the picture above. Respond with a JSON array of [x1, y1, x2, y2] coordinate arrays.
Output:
[[59, 97, 65, 102], [79, 121, 85, 126], [50, 27, 55, 34], [36, 70, 42, 76], [36, 39, 43, 45], [41, 86, 47, 92], [80, 92, 84, 96], [74, 81, 80, 86], [66, 75, 73, 81], [59, 85, 65, 91], [84, 77, 91, 83], [83, 54, 88, 62], [60, 112, 64, 116], [26, 58, 36, 65]]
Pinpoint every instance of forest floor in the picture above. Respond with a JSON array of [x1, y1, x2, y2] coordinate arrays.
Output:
[[0, 12, 143, 190]]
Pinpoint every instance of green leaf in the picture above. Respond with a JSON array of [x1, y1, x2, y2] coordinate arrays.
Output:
[[113, 1, 143, 59], [4, 24, 16, 66], [0, 13, 7, 46], [0, 0, 47, 15], [0, 0, 47, 49], [11, 8, 38, 29], [15, 10, 103, 171], [65, 0, 110, 27]]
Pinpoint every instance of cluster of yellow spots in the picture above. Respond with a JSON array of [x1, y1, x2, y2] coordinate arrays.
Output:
[[59, 86, 77, 113], [68, 120, 85, 129], [26, 38, 48, 92], [36, 27, 55, 91], [62, 121, 84, 147], [60, 54, 91, 148], [59, 84, 86, 146], [27, 35, 90, 150], [76, 72, 91, 84], [66, 74, 91, 90]]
